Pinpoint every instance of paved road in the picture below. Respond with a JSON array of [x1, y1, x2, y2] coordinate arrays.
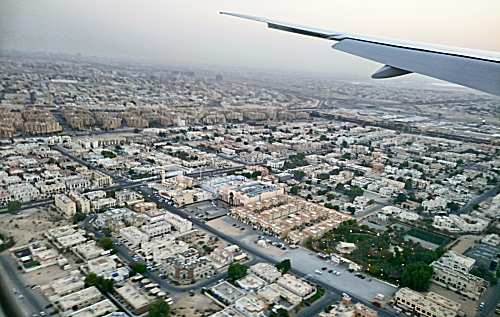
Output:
[[477, 283, 500, 317], [458, 186, 498, 214], [0, 199, 52, 214], [53, 144, 244, 186], [0, 255, 50, 317], [140, 189, 398, 317], [219, 216, 397, 304], [53, 144, 397, 316], [82, 215, 258, 298], [297, 291, 337, 317]]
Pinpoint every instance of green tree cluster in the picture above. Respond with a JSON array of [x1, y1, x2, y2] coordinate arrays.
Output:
[[101, 150, 117, 159], [148, 299, 170, 317], [289, 186, 300, 195], [470, 264, 498, 285], [292, 170, 306, 181], [7, 200, 22, 213], [73, 212, 86, 224], [276, 259, 291, 274], [97, 237, 114, 251], [84, 272, 114, 293], [130, 262, 148, 275], [400, 263, 433, 291], [227, 263, 248, 283]]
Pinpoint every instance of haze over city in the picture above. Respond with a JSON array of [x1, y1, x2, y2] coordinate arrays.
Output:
[[2, 0, 500, 75]]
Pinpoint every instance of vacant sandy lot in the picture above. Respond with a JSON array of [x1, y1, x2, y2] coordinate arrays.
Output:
[[171, 293, 222, 317], [207, 217, 248, 238], [0, 206, 69, 246], [449, 235, 481, 254], [24, 263, 71, 286]]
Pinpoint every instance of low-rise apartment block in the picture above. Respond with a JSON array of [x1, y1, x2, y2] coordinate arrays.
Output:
[[431, 251, 487, 300], [394, 288, 461, 317]]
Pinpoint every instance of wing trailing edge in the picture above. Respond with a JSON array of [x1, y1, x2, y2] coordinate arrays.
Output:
[[220, 11, 500, 97]]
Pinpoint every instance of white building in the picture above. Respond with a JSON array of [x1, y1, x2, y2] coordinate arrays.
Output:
[[163, 211, 192, 233], [431, 251, 487, 300], [120, 226, 149, 248], [140, 221, 171, 240], [7, 182, 40, 202]]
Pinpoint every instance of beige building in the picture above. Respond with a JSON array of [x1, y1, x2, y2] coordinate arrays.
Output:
[[120, 226, 149, 248], [54, 286, 103, 314], [250, 263, 282, 283], [394, 288, 460, 317], [69, 191, 91, 214], [431, 251, 487, 300], [277, 274, 315, 299], [115, 281, 155, 315], [320, 301, 378, 317], [54, 194, 77, 218]]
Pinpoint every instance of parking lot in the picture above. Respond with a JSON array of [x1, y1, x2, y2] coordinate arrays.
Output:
[[207, 215, 398, 304], [182, 200, 230, 221]]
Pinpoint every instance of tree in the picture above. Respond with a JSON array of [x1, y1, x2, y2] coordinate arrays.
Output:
[[101, 150, 117, 159], [84, 272, 99, 287], [342, 153, 352, 160], [7, 200, 22, 213], [84, 272, 114, 293], [404, 179, 413, 191], [290, 186, 300, 195], [73, 212, 86, 224], [251, 171, 262, 179], [470, 263, 497, 285], [317, 173, 330, 180], [148, 299, 170, 317], [447, 202, 460, 212], [394, 193, 408, 204], [97, 237, 114, 250], [131, 262, 148, 274], [319, 134, 328, 141], [276, 259, 291, 274], [292, 170, 305, 181], [401, 263, 433, 291], [227, 263, 248, 283]]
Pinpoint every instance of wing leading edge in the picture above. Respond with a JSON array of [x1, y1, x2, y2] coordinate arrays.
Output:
[[220, 12, 500, 97]]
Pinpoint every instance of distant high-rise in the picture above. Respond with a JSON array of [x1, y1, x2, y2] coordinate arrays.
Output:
[[215, 74, 223, 81], [29, 90, 36, 105]]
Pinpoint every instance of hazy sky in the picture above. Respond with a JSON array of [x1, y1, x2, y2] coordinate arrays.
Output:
[[1, 0, 500, 76]]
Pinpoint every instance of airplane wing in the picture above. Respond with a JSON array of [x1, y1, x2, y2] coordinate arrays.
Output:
[[220, 12, 500, 97]]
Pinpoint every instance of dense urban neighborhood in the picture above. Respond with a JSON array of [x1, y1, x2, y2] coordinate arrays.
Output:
[[0, 52, 499, 317]]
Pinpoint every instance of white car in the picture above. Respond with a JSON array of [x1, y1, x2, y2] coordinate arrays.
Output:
[[315, 269, 323, 275]]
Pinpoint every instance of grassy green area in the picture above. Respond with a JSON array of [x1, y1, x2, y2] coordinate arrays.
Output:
[[311, 220, 444, 287], [405, 228, 451, 246]]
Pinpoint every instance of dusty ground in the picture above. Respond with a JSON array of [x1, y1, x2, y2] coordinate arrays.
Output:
[[171, 293, 222, 317], [24, 263, 71, 286], [429, 283, 479, 317], [449, 235, 481, 254], [207, 217, 248, 238], [0, 206, 68, 246]]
